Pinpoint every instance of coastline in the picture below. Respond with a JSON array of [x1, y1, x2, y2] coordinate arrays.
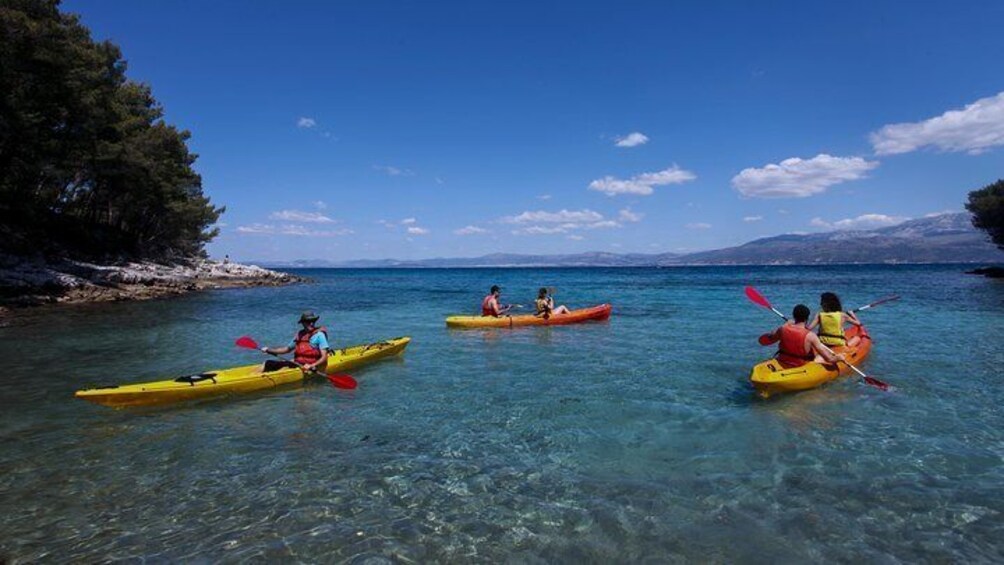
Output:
[[0, 255, 306, 314]]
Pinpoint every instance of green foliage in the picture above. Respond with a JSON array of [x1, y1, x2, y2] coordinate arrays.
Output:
[[966, 179, 1004, 251], [0, 0, 222, 259]]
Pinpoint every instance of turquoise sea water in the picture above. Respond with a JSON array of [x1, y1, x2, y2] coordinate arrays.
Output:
[[1, 265, 1003, 562]]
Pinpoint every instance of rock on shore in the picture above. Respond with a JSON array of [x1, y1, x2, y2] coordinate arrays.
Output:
[[0, 255, 306, 309]]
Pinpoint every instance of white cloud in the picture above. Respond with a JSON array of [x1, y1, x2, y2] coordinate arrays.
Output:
[[503, 208, 621, 235], [503, 209, 605, 224], [731, 154, 879, 198], [589, 165, 696, 196], [407, 226, 430, 235], [314, 201, 328, 210], [401, 218, 417, 225], [454, 225, 488, 235], [686, 222, 712, 230], [269, 210, 334, 223], [870, 91, 1004, 155], [810, 213, 909, 230], [743, 215, 763, 222], [618, 208, 643, 222], [537, 194, 552, 200], [567, 235, 585, 241], [614, 132, 649, 148], [297, 117, 316, 129], [236, 223, 352, 237], [374, 165, 414, 177]]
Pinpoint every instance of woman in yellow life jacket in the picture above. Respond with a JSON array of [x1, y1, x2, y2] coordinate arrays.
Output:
[[809, 292, 862, 347], [535, 287, 570, 318]]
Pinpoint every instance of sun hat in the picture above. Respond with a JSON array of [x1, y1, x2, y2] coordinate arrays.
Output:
[[298, 310, 320, 323]]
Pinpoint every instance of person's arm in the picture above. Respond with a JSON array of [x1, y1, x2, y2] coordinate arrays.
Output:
[[304, 349, 328, 372], [303, 333, 330, 372], [845, 311, 862, 327], [808, 333, 843, 364], [758, 325, 782, 346], [262, 341, 294, 355], [807, 314, 820, 331]]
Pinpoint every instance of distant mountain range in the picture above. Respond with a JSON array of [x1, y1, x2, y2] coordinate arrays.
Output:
[[260, 213, 1002, 269]]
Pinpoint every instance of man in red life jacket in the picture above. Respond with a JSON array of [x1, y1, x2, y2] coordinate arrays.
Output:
[[481, 285, 511, 317], [759, 304, 844, 368], [259, 311, 330, 373]]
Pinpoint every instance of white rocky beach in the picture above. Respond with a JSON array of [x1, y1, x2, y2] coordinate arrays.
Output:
[[0, 255, 303, 312]]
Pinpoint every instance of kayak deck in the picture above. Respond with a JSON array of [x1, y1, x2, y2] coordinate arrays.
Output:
[[749, 326, 871, 399], [445, 303, 612, 328], [75, 336, 411, 408]]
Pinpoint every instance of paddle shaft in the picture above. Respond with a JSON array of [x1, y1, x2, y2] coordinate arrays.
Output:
[[851, 295, 900, 313]]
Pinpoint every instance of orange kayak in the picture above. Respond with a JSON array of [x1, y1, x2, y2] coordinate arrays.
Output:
[[749, 325, 872, 398], [446, 304, 612, 328]]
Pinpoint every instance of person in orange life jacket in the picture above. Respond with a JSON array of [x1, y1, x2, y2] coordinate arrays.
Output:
[[535, 287, 570, 318], [808, 292, 862, 348], [481, 285, 511, 317], [759, 304, 845, 369], [259, 311, 330, 373]]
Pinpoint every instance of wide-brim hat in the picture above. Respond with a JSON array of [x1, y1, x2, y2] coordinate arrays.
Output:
[[298, 310, 320, 323]]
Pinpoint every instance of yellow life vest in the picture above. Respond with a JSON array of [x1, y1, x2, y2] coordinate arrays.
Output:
[[818, 311, 846, 346], [535, 297, 550, 315]]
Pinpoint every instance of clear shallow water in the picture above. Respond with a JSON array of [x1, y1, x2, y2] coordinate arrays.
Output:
[[1, 265, 1003, 562]]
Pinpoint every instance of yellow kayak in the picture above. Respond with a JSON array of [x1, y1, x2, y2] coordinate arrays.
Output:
[[749, 326, 871, 399], [446, 304, 612, 328], [75, 336, 411, 408]]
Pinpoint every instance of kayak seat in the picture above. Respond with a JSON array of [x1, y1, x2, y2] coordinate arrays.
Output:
[[174, 372, 218, 385]]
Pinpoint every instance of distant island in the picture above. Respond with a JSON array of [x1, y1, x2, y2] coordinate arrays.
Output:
[[263, 213, 1001, 269]]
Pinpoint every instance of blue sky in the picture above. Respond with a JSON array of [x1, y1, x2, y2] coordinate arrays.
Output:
[[64, 0, 1004, 261]]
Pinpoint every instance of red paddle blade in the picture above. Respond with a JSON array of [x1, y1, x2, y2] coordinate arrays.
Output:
[[744, 286, 772, 309], [863, 376, 890, 391], [235, 336, 259, 350], [328, 374, 358, 390]]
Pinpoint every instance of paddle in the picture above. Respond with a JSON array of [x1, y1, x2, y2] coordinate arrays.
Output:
[[235, 335, 357, 390], [850, 295, 900, 313], [743, 286, 889, 391]]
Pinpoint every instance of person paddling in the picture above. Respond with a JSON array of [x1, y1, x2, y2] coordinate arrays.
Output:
[[809, 292, 862, 347], [481, 285, 511, 317], [259, 311, 330, 373], [760, 304, 844, 368], [535, 287, 570, 318]]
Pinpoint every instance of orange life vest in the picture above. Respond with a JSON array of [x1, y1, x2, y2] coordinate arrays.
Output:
[[481, 294, 497, 316], [776, 324, 813, 368], [294, 326, 327, 365]]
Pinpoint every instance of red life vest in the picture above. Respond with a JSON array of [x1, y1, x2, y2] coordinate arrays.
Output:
[[776, 324, 813, 368], [481, 294, 497, 316], [294, 326, 327, 365]]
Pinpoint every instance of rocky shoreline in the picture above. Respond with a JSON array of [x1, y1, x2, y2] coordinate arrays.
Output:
[[0, 255, 305, 313]]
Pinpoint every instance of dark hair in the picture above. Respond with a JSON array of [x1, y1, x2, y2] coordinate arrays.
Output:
[[538, 287, 548, 298], [792, 304, 810, 323], [490, 285, 500, 294], [820, 292, 842, 312]]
